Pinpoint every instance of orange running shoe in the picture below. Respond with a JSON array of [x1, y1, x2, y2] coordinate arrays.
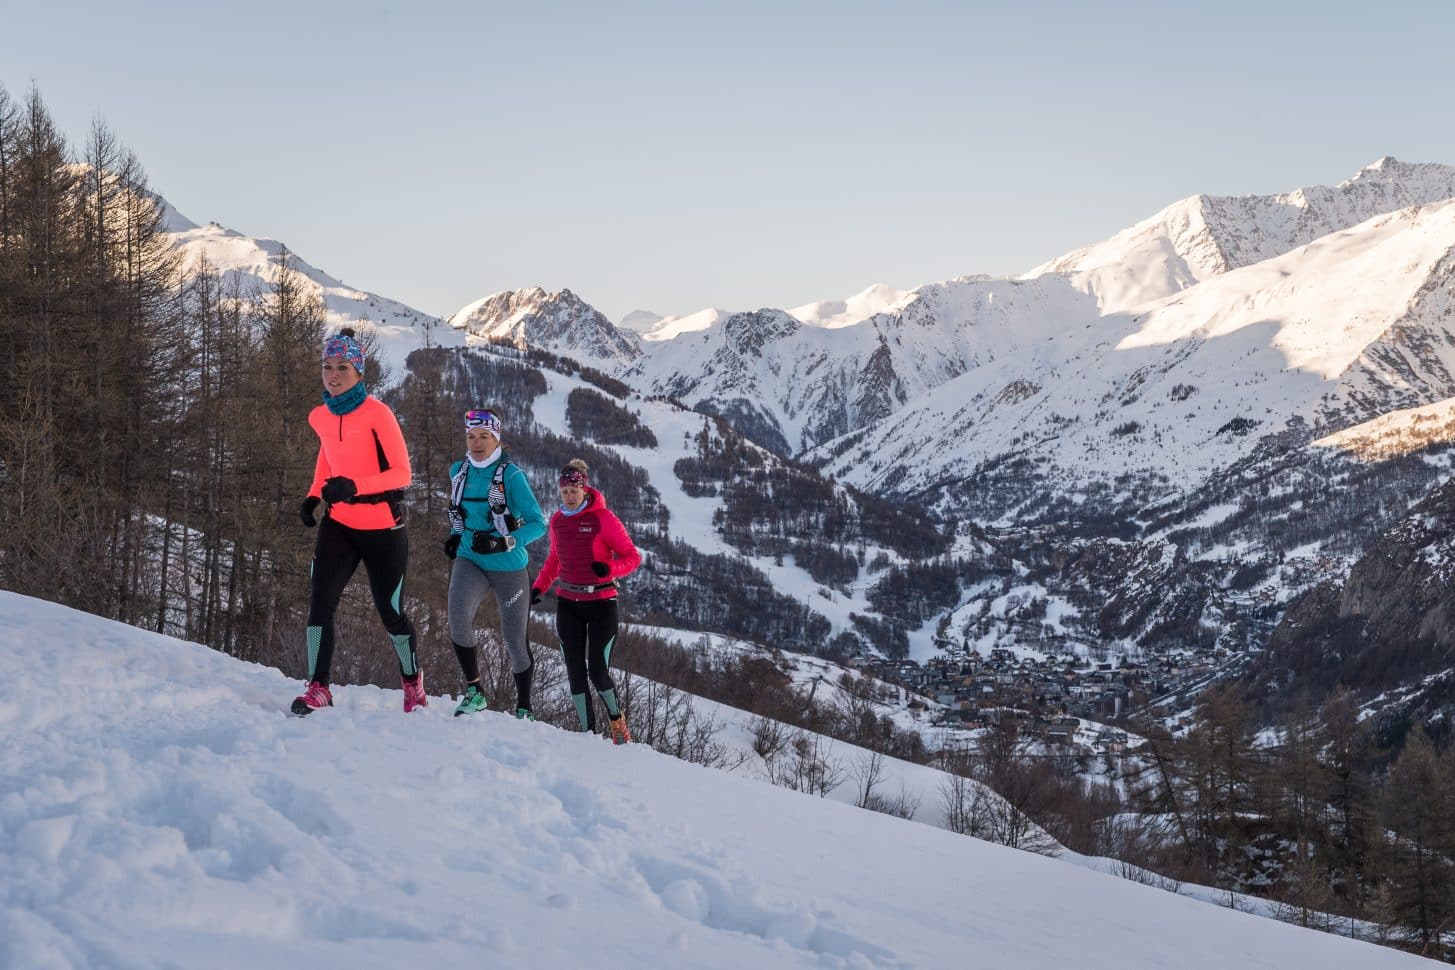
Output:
[[607, 715, 631, 745]]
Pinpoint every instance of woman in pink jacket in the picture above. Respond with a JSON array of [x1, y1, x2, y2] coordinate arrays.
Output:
[[532, 459, 641, 743]]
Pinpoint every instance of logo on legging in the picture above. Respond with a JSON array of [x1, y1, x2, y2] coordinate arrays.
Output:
[[503, 589, 523, 608]]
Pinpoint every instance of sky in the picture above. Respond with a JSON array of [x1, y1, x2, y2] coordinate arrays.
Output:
[[4, 0, 1454, 323]]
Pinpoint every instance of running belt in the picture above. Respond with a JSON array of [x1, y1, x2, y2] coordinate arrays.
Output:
[[557, 580, 617, 595]]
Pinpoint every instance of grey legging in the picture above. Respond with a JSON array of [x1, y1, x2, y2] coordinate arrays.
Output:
[[447, 559, 532, 674]]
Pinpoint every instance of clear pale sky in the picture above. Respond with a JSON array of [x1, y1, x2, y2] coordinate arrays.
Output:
[[5, 0, 1453, 322]]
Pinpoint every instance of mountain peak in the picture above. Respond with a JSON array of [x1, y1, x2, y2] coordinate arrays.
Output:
[[723, 308, 803, 356], [448, 286, 641, 366], [1338, 155, 1455, 194]]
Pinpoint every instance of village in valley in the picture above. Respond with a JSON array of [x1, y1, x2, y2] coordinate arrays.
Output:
[[848, 643, 1243, 756]]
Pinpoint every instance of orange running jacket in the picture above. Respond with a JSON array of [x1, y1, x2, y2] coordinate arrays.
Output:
[[307, 396, 412, 530]]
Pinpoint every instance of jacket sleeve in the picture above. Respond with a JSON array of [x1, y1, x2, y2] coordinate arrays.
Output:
[[534, 516, 559, 592], [507, 466, 547, 548], [446, 461, 464, 534], [600, 510, 641, 579], [353, 402, 412, 495], [308, 446, 329, 499]]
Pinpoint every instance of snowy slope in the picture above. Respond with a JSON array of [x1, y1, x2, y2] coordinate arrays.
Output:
[[1312, 395, 1455, 462], [639, 306, 734, 342], [634, 282, 910, 344], [165, 209, 465, 383], [788, 283, 914, 329], [0, 591, 1429, 970]]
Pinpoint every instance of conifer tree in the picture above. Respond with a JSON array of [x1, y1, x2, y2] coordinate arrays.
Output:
[[1379, 729, 1454, 955]]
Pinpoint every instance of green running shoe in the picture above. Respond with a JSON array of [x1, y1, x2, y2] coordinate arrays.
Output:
[[454, 684, 489, 717], [514, 706, 536, 721]]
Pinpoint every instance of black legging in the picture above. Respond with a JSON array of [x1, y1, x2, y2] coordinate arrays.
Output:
[[557, 597, 619, 731], [307, 518, 416, 685]]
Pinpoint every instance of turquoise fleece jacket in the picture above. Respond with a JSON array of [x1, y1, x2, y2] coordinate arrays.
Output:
[[448, 457, 547, 572]]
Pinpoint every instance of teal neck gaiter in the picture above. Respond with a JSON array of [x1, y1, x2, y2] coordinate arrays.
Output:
[[323, 381, 368, 416]]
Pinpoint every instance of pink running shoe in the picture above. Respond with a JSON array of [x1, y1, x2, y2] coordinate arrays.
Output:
[[402, 672, 428, 713], [290, 680, 333, 717]]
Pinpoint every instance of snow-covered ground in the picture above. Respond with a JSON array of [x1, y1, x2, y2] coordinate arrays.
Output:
[[0, 592, 1433, 969]]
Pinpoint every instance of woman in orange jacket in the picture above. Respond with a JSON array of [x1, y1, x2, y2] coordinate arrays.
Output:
[[290, 328, 424, 716]]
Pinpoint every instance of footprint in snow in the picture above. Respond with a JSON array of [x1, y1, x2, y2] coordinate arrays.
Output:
[[632, 855, 898, 966]]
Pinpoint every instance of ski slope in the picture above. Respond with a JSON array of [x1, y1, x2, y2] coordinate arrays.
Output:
[[0, 592, 1431, 969]]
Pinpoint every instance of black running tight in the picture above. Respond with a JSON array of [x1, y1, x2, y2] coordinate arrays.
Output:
[[556, 597, 620, 731], [306, 518, 416, 685]]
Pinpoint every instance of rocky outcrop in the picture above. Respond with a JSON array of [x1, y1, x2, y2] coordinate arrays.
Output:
[[449, 287, 641, 368], [1253, 476, 1455, 731]]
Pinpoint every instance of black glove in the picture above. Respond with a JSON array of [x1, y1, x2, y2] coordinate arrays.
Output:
[[321, 477, 357, 504], [590, 560, 611, 578], [444, 533, 461, 559], [471, 532, 517, 555], [530, 587, 543, 608], [299, 496, 321, 527]]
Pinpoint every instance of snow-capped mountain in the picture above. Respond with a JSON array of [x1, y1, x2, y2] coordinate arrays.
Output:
[[1027, 156, 1455, 313], [815, 193, 1455, 503], [437, 159, 1455, 486], [164, 206, 464, 380], [440, 160, 1455, 477], [447, 286, 641, 369], [623, 279, 1101, 455]]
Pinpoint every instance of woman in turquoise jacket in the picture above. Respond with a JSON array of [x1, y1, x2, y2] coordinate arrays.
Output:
[[444, 408, 547, 718]]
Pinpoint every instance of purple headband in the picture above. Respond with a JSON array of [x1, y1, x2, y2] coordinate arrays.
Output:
[[464, 409, 502, 436], [322, 333, 365, 373], [558, 468, 589, 489]]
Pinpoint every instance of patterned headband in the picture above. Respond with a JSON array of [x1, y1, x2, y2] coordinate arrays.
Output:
[[464, 409, 502, 435], [558, 468, 589, 488], [322, 333, 365, 373]]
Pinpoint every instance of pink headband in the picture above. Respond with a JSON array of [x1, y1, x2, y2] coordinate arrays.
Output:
[[558, 468, 588, 488]]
